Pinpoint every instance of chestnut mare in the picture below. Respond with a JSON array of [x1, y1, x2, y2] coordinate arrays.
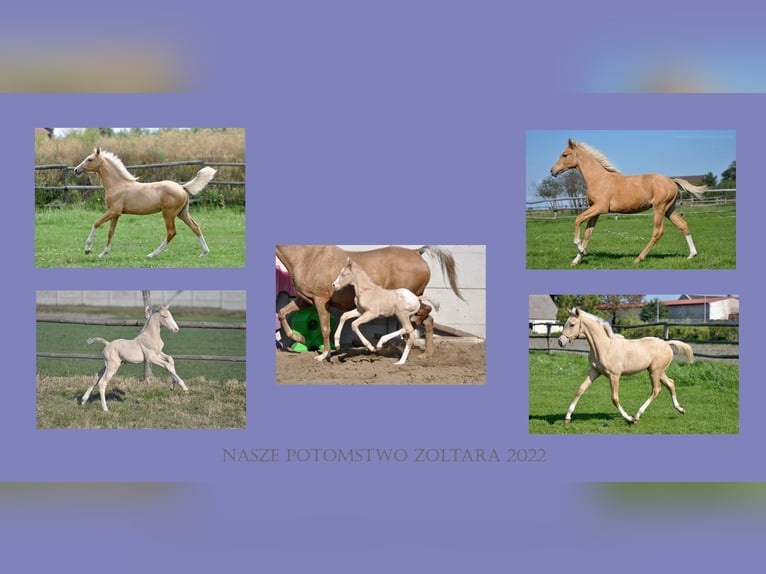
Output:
[[74, 147, 216, 258], [331, 258, 440, 365], [557, 307, 693, 424], [82, 305, 189, 412], [276, 245, 464, 362], [550, 139, 706, 265]]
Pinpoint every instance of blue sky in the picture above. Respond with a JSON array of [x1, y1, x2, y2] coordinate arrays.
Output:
[[526, 130, 736, 202]]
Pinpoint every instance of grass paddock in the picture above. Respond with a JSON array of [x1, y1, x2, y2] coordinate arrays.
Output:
[[526, 208, 735, 269], [35, 206, 245, 268], [529, 351, 739, 434]]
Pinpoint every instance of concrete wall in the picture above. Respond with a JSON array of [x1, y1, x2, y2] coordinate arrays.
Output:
[[36, 290, 246, 311], [336, 245, 486, 338]]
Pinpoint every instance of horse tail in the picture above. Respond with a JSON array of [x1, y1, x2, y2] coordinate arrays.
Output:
[[419, 296, 440, 312], [417, 246, 465, 301], [183, 166, 217, 195], [668, 340, 694, 363], [673, 178, 706, 199], [87, 337, 110, 346]]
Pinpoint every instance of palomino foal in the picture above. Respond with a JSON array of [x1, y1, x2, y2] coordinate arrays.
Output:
[[550, 139, 706, 265], [331, 258, 439, 365], [74, 148, 215, 258], [81, 305, 189, 411], [557, 307, 692, 424]]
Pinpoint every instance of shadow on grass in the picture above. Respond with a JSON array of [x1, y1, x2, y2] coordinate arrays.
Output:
[[529, 411, 625, 425]]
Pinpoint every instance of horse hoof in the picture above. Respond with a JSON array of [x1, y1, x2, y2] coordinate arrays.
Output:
[[564, 419, 571, 425]]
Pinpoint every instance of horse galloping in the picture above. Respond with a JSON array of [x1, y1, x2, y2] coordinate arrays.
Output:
[[550, 139, 706, 265], [81, 305, 189, 411], [74, 147, 216, 258], [276, 245, 464, 361], [557, 307, 692, 424], [331, 258, 440, 365]]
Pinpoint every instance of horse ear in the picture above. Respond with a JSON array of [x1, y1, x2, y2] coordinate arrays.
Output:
[[567, 138, 575, 148], [94, 147, 101, 155], [144, 305, 152, 319]]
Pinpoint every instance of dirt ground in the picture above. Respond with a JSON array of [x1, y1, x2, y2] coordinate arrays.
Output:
[[276, 337, 486, 385]]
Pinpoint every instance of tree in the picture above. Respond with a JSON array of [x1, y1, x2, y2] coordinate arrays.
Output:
[[601, 295, 643, 325], [640, 298, 668, 322], [536, 170, 587, 212], [560, 170, 587, 210], [719, 160, 736, 188], [551, 294, 601, 322], [701, 171, 718, 187], [535, 176, 564, 211]]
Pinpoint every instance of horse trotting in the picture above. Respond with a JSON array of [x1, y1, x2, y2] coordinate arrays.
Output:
[[81, 305, 189, 411], [74, 147, 216, 258], [276, 245, 463, 361], [557, 307, 692, 424], [550, 139, 706, 265], [331, 258, 439, 365]]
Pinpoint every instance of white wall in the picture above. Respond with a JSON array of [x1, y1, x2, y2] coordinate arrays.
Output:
[[337, 245, 485, 338]]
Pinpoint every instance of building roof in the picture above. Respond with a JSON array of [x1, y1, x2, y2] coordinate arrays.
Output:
[[529, 295, 558, 320]]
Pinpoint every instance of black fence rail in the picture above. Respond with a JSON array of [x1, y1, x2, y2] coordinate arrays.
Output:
[[35, 160, 245, 208], [529, 320, 739, 360]]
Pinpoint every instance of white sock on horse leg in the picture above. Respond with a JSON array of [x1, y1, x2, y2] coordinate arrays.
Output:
[[686, 235, 697, 258], [199, 234, 210, 256], [148, 240, 168, 258]]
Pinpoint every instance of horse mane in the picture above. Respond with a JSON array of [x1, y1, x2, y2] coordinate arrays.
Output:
[[577, 308, 621, 338], [100, 150, 139, 181], [573, 141, 622, 174]]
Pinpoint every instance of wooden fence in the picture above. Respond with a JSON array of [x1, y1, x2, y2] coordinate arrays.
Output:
[[526, 188, 736, 220], [36, 317, 246, 363], [35, 160, 245, 207]]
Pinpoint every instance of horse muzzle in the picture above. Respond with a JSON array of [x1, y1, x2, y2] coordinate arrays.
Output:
[[557, 335, 570, 348]]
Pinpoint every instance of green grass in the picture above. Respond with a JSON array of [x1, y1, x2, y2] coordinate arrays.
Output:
[[35, 206, 245, 268], [529, 351, 739, 434], [526, 208, 735, 269], [36, 307, 246, 429]]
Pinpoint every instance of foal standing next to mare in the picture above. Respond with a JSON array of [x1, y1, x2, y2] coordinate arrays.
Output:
[[81, 305, 189, 411], [550, 139, 707, 265], [331, 258, 440, 365], [74, 147, 216, 258]]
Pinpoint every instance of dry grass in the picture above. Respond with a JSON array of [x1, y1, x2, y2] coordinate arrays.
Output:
[[35, 128, 245, 165]]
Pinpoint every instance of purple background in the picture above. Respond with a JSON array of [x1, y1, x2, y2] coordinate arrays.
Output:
[[6, 1, 763, 572]]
